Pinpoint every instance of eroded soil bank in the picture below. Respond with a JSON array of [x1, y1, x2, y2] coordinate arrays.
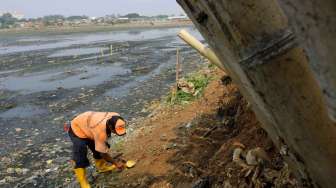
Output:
[[88, 69, 301, 188]]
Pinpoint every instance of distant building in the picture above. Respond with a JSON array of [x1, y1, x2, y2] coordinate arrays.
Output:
[[117, 17, 129, 21], [22, 21, 34, 28], [117, 17, 129, 23], [12, 12, 24, 19], [168, 15, 190, 21]]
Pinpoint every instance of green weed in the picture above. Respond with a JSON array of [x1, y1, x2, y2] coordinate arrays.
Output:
[[166, 71, 211, 105]]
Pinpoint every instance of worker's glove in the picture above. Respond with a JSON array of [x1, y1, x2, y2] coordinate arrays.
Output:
[[105, 142, 111, 148], [112, 160, 126, 169]]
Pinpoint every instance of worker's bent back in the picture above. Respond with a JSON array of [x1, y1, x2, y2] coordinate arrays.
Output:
[[71, 111, 120, 153]]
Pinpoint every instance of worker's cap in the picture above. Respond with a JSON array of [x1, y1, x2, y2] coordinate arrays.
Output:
[[108, 116, 126, 136]]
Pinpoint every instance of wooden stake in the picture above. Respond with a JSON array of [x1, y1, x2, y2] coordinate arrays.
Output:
[[176, 48, 180, 89], [110, 45, 113, 56]]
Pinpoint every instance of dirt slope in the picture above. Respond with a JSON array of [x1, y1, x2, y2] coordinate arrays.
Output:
[[89, 69, 300, 188]]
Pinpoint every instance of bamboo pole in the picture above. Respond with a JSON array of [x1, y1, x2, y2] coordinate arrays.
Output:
[[176, 48, 180, 89], [277, 0, 336, 122], [100, 48, 104, 57], [177, 0, 336, 187], [178, 29, 226, 71]]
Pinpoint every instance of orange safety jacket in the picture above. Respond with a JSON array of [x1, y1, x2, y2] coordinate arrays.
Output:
[[71, 111, 120, 153]]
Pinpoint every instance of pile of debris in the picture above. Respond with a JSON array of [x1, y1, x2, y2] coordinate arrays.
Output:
[[164, 80, 300, 188]]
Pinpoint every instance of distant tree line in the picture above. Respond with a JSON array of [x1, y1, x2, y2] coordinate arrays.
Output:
[[0, 13, 90, 28], [121, 13, 170, 19], [0, 13, 18, 28], [0, 12, 175, 29]]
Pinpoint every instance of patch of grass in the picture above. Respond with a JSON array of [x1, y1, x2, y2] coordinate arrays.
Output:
[[207, 62, 216, 69], [188, 73, 210, 92], [166, 90, 193, 105], [166, 71, 212, 105]]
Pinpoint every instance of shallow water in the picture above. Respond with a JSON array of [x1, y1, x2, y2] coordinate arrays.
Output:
[[0, 27, 202, 95], [0, 27, 202, 55], [48, 47, 108, 58], [0, 65, 131, 94]]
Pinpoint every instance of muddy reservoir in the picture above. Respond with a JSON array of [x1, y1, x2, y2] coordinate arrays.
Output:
[[0, 26, 203, 187]]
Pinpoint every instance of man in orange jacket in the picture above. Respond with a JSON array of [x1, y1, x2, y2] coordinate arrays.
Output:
[[68, 111, 126, 188]]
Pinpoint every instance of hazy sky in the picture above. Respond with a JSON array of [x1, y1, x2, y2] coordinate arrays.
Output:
[[0, 0, 185, 18]]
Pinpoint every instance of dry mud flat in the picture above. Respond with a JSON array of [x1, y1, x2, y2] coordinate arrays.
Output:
[[90, 70, 301, 188], [0, 27, 204, 187]]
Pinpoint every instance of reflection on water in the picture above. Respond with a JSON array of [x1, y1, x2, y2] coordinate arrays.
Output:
[[0, 27, 202, 55], [0, 26, 203, 97]]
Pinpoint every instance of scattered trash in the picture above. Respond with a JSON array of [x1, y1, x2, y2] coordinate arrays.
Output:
[[280, 145, 288, 156], [0, 178, 6, 184], [232, 141, 245, 149], [15, 128, 23, 132], [178, 79, 195, 94], [223, 181, 233, 188], [6, 168, 14, 174], [53, 116, 64, 121], [185, 122, 192, 128], [14, 168, 30, 175], [246, 149, 259, 166], [126, 160, 136, 168], [191, 176, 212, 188], [3, 176, 16, 183], [45, 169, 52, 173], [232, 147, 249, 168], [165, 143, 177, 150], [160, 134, 167, 141]]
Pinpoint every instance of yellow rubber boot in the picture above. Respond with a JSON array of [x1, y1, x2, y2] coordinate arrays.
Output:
[[74, 168, 91, 188], [95, 159, 117, 173]]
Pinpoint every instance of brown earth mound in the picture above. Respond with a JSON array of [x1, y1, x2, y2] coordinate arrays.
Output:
[[92, 70, 299, 188]]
